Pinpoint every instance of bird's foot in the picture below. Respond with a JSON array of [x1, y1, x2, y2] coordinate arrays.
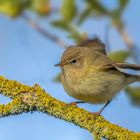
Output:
[[91, 111, 101, 116], [66, 101, 85, 107], [67, 102, 78, 106], [91, 101, 111, 116], [64, 102, 78, 109]]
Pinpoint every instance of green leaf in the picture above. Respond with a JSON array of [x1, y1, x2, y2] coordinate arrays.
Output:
[[108, 50, 131, 62], [85, 0, 109, 15], [51, 19, 70, 31], [0, 0, 29, 17], [126, 86, 140, 107], [119, 0, 129, 11], [68, 27, 88, 43], [111, 0, 129, 23], [30, 0, 51, 15], [61, 0, 77, 22], [111, 0, 129, 27], [53, 73, 61, 83], [78, 6, 92, 24], [52, 20, 85, 42]]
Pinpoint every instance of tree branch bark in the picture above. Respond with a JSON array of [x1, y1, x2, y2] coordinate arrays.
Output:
[[118, 25, 134, 50], [0, 76, 140, 139]]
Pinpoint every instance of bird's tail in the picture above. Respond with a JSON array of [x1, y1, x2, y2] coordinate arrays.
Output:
[[126, 74, 140, 84]]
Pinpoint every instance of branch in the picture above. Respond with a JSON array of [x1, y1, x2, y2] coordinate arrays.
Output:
[[118, 25, 134, 50], [22, 13, 68, 49], [0, 76, 140, 139], [117, 25, 140, 64]]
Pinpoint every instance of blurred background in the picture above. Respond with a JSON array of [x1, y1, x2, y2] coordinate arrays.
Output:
[[0, 0, 140, 140]]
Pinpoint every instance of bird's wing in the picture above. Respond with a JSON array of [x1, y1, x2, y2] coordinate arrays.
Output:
[[92, 52, 140, 71], [76, 38, 107, 55], [111, 62, 140, 71], [77, 38, 140, 71]]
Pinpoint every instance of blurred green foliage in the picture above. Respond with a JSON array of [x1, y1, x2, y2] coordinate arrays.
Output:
[[0, 0, 51, 17], [0, 0, 130, 41], [53, 73, 61, 83], [31, 0, 51, 15], [126, 87, 140, 106], [0, 0, 28, 17], [0, 0, 140, 108], [108, 50, 131, 62], [61, 0, 77, 22]]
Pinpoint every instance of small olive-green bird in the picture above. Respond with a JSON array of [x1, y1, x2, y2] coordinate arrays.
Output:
[[55, 38, 140, 115]]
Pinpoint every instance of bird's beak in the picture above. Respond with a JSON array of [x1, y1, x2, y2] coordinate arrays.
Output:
[[54, 63, 61, 67], [54, 62, 65, 67]]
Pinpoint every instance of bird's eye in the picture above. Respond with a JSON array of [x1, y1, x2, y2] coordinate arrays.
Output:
[[71, 59, 77, 64]]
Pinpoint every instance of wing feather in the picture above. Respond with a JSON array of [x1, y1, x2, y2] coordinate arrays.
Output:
[[92, 52, 140, 71]]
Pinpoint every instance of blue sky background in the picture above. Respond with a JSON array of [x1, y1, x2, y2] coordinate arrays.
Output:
[[0, 0, 140, 140]]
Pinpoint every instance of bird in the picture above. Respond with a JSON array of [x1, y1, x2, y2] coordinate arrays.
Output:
[[55, 38, 140, 115]]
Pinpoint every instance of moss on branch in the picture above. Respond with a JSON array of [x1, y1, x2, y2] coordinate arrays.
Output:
[[0, 76, 140, 139]]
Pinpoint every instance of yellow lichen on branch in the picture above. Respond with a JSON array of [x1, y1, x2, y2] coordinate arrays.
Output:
[[0, 76, 140, 139]]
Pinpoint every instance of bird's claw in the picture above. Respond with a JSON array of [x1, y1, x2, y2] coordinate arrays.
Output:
[[91, 111, 101, 116], [66, 102, 78, 107]]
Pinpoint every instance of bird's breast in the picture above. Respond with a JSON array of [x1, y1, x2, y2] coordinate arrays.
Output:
[[61, 70, 126, 104]]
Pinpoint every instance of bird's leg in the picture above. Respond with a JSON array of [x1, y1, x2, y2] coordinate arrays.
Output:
[[68, 101, 85, 106], [92, 100, 111, 116]]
